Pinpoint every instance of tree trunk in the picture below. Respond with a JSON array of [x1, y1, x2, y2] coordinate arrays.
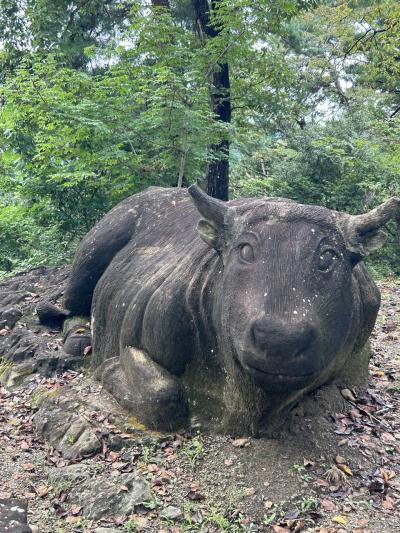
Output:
[[151, 0, 170, 7], [192, 0, 231, 200]]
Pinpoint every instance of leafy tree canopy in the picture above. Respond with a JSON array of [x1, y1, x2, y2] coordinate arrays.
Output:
[[0, 0, 398, 275]]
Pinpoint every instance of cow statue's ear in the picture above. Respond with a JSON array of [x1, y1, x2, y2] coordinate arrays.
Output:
[[339, 197, 400, 263], [188, 184, 230, 251]]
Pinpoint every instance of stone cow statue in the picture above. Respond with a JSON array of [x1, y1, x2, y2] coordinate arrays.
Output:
[[63, 186, 399, 434]]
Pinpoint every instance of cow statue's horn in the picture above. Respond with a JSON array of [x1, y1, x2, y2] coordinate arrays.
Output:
[[349, 197, 400, 235], [340, 197, 400, 257], [188, 184, 228, 226]]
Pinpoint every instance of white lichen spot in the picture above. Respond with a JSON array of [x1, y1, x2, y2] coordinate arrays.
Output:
[[293, 310, 298, 315], [311, 228, 316, 233]]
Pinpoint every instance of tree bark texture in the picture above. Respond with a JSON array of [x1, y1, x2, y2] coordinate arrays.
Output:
[[192, 0, 231, 200], [151, 0, 170, 7]]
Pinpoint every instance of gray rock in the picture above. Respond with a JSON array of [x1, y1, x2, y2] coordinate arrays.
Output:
[[0, 307, 22, 328], [36, 299, 69, 327], [69, 472, 152, 520], [0, 498, 31, 533], [34, 398, 101, 460], [161, 505, 182, 520], [48, 463, 101, 495], [0, 363, 34, 389], [63, 332, 91, 357], [63, 317, 91, 357]]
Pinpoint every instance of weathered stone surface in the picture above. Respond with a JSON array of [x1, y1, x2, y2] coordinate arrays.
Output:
[[0, 499, 31, 533], [34, 397, 101, 460], [36, 299, 69, 327], [0, 363, 34, 388], [0, 306, 22, 328], [0, 266, 89, 385], [77, 473, 151, 520], [32, 377, 164, 460], [161, 505, 182, 520], [48, 463, 101, 494], [63, 317, 91, 357], [49, 467, 152, 520], [63, 186, 399, 434]]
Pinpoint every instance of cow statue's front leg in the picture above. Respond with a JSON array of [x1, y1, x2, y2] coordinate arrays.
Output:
[[94, 347, 189, 431]]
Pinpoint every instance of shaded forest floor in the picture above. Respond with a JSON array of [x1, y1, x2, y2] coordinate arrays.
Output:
[[0, 268, 399, 533]]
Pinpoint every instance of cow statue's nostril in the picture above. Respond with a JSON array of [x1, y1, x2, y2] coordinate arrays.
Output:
[[251, 318, 315, 358]]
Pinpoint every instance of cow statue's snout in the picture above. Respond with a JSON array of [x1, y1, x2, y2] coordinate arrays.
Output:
[[242, 317, 320, 385], [251, 317, 316, 359]]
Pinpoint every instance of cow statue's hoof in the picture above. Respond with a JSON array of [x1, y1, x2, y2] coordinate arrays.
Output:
[[63, 186, 400, 434], [63, 318, 91, 357], [94, 347, 189, 431]]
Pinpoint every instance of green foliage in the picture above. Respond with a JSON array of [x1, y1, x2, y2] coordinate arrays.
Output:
[[0, 0, 398, 275], [181, 436, 204, 467], [0, 204, 74, 275], [0, 0, 134, 74]]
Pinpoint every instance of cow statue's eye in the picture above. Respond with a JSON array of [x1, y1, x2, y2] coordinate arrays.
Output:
[[239, 243, 255, 263], [318, 249, 338, 272]]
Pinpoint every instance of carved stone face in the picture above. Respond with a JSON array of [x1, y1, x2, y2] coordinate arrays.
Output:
[[188, 185, 398, 395], [219, 210, 353, 392]]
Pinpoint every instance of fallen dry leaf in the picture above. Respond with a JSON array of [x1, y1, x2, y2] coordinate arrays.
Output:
[[70, 504, 82, 515], [38, 485, 49, 498], [337, 463, 353, 476], [381, 432, 396, 445], [65, 516, 80, 524], [340, 388, 356, 402], [272, 526, 289, 533], [232, 438, 250, 448], [332, 515, 347, 525], [321, 498, 335, 511], [382, 495, 393, 510]]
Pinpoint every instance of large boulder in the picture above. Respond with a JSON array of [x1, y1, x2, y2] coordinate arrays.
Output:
[[63, 186, 400, 435]]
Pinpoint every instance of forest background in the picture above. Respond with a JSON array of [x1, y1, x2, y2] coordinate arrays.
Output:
[[0, 0, 399, 277]]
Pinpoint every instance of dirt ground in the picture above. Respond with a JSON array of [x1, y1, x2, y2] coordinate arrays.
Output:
[[0, 271, 399, 533]]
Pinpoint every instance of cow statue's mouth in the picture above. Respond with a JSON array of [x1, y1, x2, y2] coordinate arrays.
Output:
[[240, 351, 319, 392]]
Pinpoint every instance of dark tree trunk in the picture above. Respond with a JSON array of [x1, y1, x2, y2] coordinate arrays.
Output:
[[151, 0, 170, 7], [192, 0, 231, 200]]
